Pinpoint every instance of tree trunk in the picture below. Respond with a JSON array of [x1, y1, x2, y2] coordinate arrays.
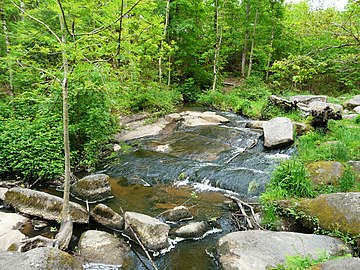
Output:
[[265, 23, 275, 80], [20, 0, 25, 21], [57, 1, 72, 250], [159, 0, 170, 84], [212, 0, 222, 91], [247, 3, 258, 78], [116, 0, 124, 64], [1, 3, 14, 94], [241, 0, 250, 77]]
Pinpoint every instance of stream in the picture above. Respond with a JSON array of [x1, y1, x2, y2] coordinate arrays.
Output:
[[2, 110, 295, 270]]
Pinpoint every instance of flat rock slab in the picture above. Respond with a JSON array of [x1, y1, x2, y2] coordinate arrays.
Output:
[[217, 230, 352, 270], [298, 193, 360, 236], [315, 257, 360, 270], [125, 211, 170, 251], [290, 95, 328, 105], [78, 230, 130, 266], [0, 247, 83, 270], [263, 117, 294, 148], [0, 212, 28, 251], [5, 187, 88, 223]]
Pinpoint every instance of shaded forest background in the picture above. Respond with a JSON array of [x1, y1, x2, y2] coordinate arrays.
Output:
[[0, 0, 359, 182]]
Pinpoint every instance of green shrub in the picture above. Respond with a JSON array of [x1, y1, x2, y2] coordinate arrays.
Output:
[[0, 115, 63, 182]]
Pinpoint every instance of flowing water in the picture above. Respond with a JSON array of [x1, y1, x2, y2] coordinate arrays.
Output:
[[2, 110, 294, 269]]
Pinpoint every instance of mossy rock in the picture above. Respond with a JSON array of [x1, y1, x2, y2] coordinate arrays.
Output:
[[306, 161, 345, 186], [71, 174, 112, 202], [90, 203, 124, 230], [4, 187, 88, 223], [298, 193, 360, 236]]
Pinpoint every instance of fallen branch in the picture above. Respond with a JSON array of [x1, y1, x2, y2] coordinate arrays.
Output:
[[224, 194, 263, 230]]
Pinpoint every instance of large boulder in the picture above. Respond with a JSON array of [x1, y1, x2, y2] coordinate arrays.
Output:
[[90, 203, 124, 230], [263, 117, 294, 148], [345, 95, 360, 109], [172, 221, 210, 239], [290, 95, 328, 105], [353, 106, 360, 114], [0, 247, 83, 270], [306, 161, 345, 186], [71, 174, 112, 202], [217, 230, 352, 270], [315, 257, 360, 270], [5, 187, 88, 223], [78, 230, 130, 266], [164, 206, 193, 223], [296, 193, 360, 236], [0, 212, 27, 251], [124, 211, 170, 251]]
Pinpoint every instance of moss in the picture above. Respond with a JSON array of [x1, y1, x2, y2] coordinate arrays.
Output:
[[7, 243, 18, 251], [47, 248, 83, 270]]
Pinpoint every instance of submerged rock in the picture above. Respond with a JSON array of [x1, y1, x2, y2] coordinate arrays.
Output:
[[296, 193, 360, 236], [0, 247, 83, 270], [5, 187, 88, 223], [71, 174, 112, 202], [0, 212, 27, 251], [306, 161, 345, 186], [164, 206, 193, 223], [263, 117, 294, 148], [124, 211, 170, 251], [78, 230, 130, 266], [90, 203, 124, 230], [217, 230, 352, 270], [172, 221, 210, 239], [315, 257, 360, 270]]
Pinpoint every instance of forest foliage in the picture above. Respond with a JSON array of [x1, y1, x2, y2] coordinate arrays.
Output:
[[0, 0, 359, 182]]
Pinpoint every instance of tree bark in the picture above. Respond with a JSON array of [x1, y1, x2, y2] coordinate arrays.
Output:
[[247, 2, 258, 78], [241, 0, 250, 77], [159, 0, 171, 84], [212, 0, 222, 91], [265, 23, 275, 80], [57, 0, 72, 250], [116, 0, 124, 63], [1, 3, 14, 94]]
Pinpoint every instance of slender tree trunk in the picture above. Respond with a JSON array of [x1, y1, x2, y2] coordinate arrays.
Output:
[[1, 4, 14, 94], [159, 0, 170, 84], [116, 0, 124, 64], [241, 0, 250, 77], [247, 3, 258, 78], [57, 1, 73, 250], [212, 0, 222, 92], [265, 22, 275, 80], [19, 0, 25, 21]]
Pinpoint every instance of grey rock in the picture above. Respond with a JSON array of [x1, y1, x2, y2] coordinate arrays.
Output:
[[78, 230, 130, 266], [217, 230, 352, 270], [181, 111, 229, 127], [263, 117, 294, 148], [346, 95, 360, 109], [353, 106, 360, 114], [90, 204, 124, 230], [172, 221, 210, 238], [245, 121, 266, 129], [348, 160, 360, 173], [316, 257, 360, 270], [0, 212, 27, 251], [5, 187, 88, 223], [308, 101, 343, 113], [0, 247, 83, 270], [124, 211, 170, 251], [71, 174, 112, 202], [0, 188, 8, 201], [290, 95, 328, 105], [342, 114, 358, 120], [165, 113, 181, 122], [165, 206, 193, 222]]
